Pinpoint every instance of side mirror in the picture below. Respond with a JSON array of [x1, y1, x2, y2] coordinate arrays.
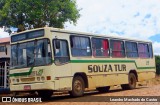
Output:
[[55, 40, 60, 49]]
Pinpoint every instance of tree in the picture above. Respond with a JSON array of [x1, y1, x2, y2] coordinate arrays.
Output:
[[0, 0, 80, 31]]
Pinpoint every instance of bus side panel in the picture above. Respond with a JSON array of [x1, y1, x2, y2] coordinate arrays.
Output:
[[135, 58, 156, 81], [103, 74, 128, 86], [71, 62, 133, 89], [52, 63, 72, 91], [138, 71, 155, 81]]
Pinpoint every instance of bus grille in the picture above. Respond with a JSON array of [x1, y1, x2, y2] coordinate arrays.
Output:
[[21, 77, 35, 82]]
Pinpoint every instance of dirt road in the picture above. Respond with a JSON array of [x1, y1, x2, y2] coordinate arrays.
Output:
[[1, 78, 160, 105]]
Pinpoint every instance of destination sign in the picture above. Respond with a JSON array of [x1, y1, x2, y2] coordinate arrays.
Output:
[[11, 29, 44, 42]]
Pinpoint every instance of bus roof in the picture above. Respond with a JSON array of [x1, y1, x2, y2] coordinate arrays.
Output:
[[11, 27, 152, 43]]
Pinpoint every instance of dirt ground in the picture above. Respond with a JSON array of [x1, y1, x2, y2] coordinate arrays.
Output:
[[1, 77, 160, 105]]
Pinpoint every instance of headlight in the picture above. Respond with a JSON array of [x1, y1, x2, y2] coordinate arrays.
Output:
[[37, 77, 40, 81], [41, 76, 45, 81]]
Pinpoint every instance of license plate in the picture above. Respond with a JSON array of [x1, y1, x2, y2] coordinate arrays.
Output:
[[24, 85, 31, 90]]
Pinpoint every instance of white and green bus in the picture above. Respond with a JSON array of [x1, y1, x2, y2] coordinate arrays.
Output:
[[9, 27, 156, 98]]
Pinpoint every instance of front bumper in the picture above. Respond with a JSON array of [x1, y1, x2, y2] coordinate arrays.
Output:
[[10, 81, 55, 92]]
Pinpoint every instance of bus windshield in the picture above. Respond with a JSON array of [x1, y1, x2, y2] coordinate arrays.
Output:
[[11, 39, 51, 69]]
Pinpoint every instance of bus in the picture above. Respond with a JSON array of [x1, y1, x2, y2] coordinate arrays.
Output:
[[9, 27, 156, 98]]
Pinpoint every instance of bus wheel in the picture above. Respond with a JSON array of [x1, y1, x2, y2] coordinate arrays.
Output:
[[70, 76, 85, 97], [96, 86, 110, 93], [121, 73, 137, 90], [38, 90, 53, 99]]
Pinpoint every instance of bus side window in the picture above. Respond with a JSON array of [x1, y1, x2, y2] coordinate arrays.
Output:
[[138, 43, 149, 58], [70, 36, 91, 56], [125, 41, 138, 58], [92, 38, 109, 57], [110, 40, 125, 57], [53, 39, 70, 65]]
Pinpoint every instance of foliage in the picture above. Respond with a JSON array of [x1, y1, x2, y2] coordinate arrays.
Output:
[[0, 0, 80, 31], [155, 55, 160, 75]]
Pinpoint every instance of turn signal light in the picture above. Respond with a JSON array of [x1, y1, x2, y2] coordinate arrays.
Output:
[[47, 76, 51, 80]]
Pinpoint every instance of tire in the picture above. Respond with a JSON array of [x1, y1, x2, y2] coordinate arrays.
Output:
[[97, 86, 110, 93], [38, 90, 53, 99], [70, 76, 85, 97], [121, 73, 137, 90]]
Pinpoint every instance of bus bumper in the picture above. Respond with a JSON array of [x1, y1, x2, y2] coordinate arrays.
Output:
[[10, 81, 55, 92]]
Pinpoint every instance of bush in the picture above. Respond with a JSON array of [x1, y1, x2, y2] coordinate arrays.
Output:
[[155, 55, 160, 75]]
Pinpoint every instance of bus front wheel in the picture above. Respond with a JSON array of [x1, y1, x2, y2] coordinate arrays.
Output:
[[121, 73, 137, 90], [70, 76, 85, 97]]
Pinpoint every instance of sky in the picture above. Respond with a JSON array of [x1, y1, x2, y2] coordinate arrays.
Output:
[[65, 0, 160, 55], [0, 27, 9, 38], [0, 0, 160, 55]]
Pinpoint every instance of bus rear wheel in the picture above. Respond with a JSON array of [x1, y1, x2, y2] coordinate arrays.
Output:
[[96, 86, 110, 93], [121, 73, 137, 90], [70, 76, 85, 97], [38, 90, 53, 99]]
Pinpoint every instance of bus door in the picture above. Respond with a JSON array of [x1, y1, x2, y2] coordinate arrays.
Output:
[[53, 36, 72, 90]]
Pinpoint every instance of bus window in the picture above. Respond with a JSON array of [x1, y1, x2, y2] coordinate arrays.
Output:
[[149, 44, 153, 58], [27, 41, 34, 66], [53, 40, 70, 65], [70, 36, 91, 56], [11, 45, 18, 67], [35, 39, 50, 66], [18, 43, 27, 68], [10, 39, 51, 69], [138, 43, 149, 58], [125, 41, 138, 58], [110, 40, 125, 57], [92, 38, 109, 57]]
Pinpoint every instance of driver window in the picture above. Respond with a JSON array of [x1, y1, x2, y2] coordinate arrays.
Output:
[[53, 39, 70, 65]]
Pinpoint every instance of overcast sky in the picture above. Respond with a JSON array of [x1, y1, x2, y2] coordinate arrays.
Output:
[[0, 0, 160, 55]]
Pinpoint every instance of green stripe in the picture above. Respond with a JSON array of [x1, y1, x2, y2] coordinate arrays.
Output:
[[10, 60, 155, 77], [70, 60, 134, 63], [9, 67, 34, 77], [70, 60, 155, 70]]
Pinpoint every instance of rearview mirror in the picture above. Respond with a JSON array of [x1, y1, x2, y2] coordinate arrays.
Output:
[[55, 40, 60, 49]]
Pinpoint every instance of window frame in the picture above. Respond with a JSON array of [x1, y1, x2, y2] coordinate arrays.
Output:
[[70, 35, 92, 57], [110, 39, 125, 58], [53, 39, 70, 66], [91, 37, 110, 58]]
